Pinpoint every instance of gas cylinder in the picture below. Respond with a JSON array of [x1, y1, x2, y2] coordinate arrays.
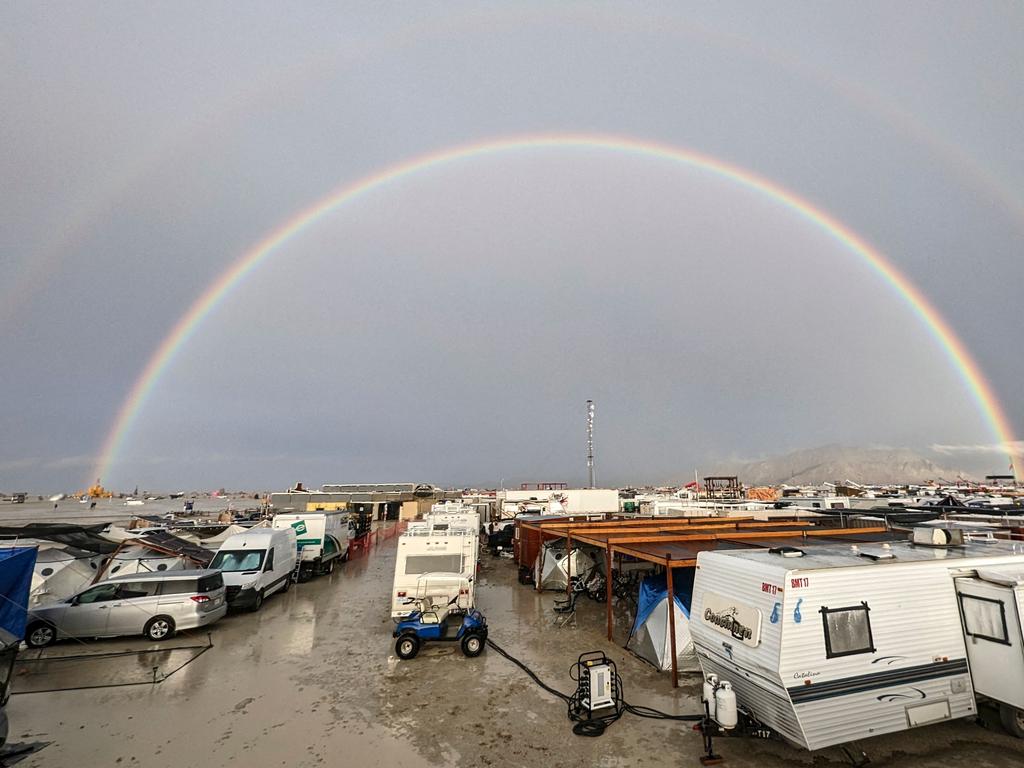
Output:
[[714, 681, 738, 729], [702, 674, 719, 719]]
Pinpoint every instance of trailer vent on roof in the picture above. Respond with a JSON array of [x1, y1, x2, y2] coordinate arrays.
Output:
[[768, 546, 804, 558], [858, 546, 896, 561], [912, 527, 964, 547]]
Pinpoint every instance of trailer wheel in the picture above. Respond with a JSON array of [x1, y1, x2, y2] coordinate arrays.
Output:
[[1000, 704, 1024, 738], [460, 633, 484, 657], [395, 634, 420, 660]]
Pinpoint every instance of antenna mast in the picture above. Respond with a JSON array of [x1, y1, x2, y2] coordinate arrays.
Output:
[[586, 400, 595, 488]]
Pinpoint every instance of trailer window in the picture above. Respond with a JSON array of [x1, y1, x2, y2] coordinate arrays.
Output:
[[821, 602, 875, 658], [404, 555, 463, 575], [959, 594, 1009, 645]]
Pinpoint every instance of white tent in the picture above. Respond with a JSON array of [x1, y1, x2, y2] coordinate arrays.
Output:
[[626, 573, 699, 672], [104, 544, 190, 578], [27, 544, 106, 607], [534, 544, 598, 591]]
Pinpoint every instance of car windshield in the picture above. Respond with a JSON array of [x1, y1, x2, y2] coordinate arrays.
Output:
[[211, 550, 264, 572]]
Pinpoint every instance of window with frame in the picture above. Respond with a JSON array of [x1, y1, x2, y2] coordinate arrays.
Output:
[[820, 602, 875, 658], [404, 554, 463, 575], [959, 594, 1009, 645]]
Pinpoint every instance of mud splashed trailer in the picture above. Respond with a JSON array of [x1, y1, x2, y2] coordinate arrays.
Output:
[[689, 530, 1024, 750]]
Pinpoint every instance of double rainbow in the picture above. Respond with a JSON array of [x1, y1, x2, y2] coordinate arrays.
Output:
[[90, 133, 1018, 484]]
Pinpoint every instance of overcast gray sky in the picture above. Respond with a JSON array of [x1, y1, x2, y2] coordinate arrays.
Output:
[[2, 2, 1022, 492]]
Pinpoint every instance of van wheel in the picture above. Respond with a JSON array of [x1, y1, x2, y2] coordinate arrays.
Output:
[[1000, 704, 1024, 738], [249, 590, 264, 612], [395, 634, 420, 660], [461, 633, 484, 657], [144, 616, 175, 641], [325, 559, 335, 575], [281, 576, 291, 593], [26, 621, 56, 648]]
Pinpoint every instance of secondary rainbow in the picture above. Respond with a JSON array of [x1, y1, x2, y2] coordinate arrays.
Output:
[[90, 133, 1019, 485]]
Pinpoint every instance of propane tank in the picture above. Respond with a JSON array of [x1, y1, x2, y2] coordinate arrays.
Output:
[[714, 681, 738, 730], [702, 674, 719, 719]]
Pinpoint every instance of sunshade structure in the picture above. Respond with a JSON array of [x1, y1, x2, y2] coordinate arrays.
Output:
[[0, 523, 119, 554], [517, 515, 894, 686], [0, 547, 37, 645]]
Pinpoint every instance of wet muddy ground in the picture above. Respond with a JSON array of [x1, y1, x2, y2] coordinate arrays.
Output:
[[11, 525, 1024, 767]]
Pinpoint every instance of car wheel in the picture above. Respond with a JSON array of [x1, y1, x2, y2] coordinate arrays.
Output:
[[26, 621, 56, 649], [249, 590, 264, 612], [144, 616, 175, 641], [1001, 703, 1024, 738], [395, 634, 420, 660], [460, 633, 484, 657]]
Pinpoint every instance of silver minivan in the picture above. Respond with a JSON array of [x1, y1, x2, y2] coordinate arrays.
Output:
[[24, 569, 227, 647]]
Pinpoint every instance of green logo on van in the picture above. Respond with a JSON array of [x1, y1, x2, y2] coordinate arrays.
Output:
[[291, 520, 308, 535]]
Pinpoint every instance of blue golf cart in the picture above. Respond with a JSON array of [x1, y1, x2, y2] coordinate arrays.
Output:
[[392, 591, 487, 660]]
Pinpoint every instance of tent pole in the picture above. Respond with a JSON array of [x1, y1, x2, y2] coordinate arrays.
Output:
[[606, 545, 613, 641], [666, 555, 678, 689], [566, 532, 573, 597]]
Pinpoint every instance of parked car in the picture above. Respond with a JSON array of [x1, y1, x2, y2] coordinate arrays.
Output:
[[210, 527, 297, 610], [24, 569, 226, 647]]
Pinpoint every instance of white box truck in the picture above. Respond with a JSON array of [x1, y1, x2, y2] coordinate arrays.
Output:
[[211, 527, 297, 611], [272, 511, 352, 581]]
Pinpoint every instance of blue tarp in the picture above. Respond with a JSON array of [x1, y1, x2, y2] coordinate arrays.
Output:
[[631, 569, 695, 634], [0, 547, 38, 643]]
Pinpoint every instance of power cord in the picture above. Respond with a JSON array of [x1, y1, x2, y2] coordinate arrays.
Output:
[[487, 639, 703, 737]]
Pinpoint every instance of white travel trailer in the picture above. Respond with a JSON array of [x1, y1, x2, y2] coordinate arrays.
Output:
[[690, 529, 1024, 750], [272, 511, 351, 580], [391, 522, 478, 618]]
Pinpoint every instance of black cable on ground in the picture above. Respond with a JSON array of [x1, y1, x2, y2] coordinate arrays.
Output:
[[486, 638, 703, 736]]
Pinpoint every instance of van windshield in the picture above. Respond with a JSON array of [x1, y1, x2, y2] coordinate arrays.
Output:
[[211, 550, 265, 572]]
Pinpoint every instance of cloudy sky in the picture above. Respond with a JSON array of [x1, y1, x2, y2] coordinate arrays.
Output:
[[2, 2, 1022, 492]]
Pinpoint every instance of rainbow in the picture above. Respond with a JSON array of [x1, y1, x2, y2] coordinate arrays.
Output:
[[90, 132, 1019, 484]]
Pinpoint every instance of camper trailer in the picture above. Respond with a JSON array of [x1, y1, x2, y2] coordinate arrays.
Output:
[[391, 522, 478, 618], [689, 529, 1024, 750]]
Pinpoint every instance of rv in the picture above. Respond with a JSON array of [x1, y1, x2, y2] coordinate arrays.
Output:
[[211, 528, 297, 610], [689, 528, 1024, 750], [391, 521, 478, 618], [271, 511, 351, 581]]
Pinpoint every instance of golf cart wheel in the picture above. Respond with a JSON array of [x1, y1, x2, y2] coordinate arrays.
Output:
[[26, 621, 56, 648], [461, 633, 484, 658], [144, 616, 176, 641], [395, 634, 420, 660], [1001, 703, 1024, 738], [249, 590, 264, 612]]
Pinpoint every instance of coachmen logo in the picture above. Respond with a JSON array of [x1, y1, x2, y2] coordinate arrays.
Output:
[[701, 592, 762, 647]]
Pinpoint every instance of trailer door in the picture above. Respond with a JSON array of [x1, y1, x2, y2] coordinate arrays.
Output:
[[955, 573, 1024, 709]]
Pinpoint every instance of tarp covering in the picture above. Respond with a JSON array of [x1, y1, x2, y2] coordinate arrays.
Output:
[[0, 523, 119, 554], [133, 531, 215, 566], [0, 547, 38, 644], [626, 570, 699, 672]]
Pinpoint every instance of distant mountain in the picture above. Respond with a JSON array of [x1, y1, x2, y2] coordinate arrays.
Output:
[[713, 444, 972, 486]]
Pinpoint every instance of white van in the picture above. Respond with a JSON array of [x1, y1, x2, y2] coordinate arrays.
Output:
[[272, 511, 351, 581], [210, 527, 297, 611]]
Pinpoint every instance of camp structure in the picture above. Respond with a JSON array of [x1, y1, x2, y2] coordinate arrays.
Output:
[[626, 571, 699, 672], [516, 515, 894, 686], [534, 542, 598, 591]]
